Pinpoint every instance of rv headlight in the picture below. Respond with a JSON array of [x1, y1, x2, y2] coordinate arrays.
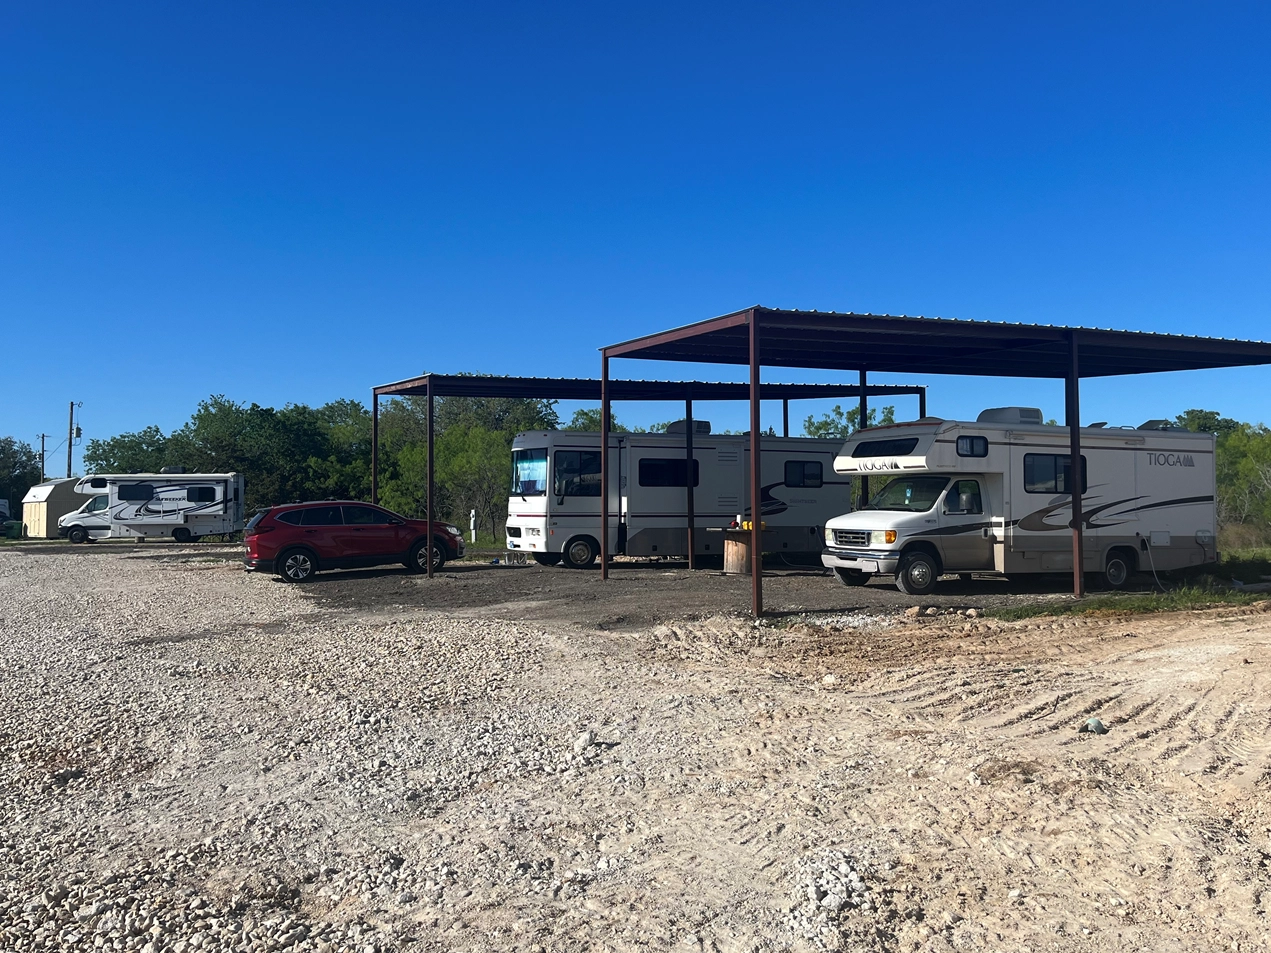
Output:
[[824, 527, 835, 546], [873, 530, 897, 545]]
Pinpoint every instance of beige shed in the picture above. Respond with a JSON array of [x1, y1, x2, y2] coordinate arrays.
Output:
[[21, 479, 82, 538]]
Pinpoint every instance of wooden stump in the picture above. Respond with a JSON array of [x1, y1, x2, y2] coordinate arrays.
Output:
[[723, 530, 752, 574]]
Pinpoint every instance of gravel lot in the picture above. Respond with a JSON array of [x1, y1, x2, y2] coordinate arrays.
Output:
[[4, 543, 1271, 952]]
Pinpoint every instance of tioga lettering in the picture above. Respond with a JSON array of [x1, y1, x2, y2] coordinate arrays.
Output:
[[1146, 452, 1195, 467]]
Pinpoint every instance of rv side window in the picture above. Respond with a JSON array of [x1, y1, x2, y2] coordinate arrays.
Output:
[[851, 437, 919, 458], [299, 506, 344, 525], [784, 460, 823, 488], [956, 435, 988, 457], [943, 480, 983, 514], [186, 487, 216, 503], [638, 458, 700, 487], [553, 451, 603, 497], [118, 484, 154, 502], [90, 477, 107, 489], [1024, 454, 1088, 494]]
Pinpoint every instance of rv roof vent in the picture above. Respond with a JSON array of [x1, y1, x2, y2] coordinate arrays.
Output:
[[160, 466, 187, 474], [976, 407, 1044, 425], [1137, 419, 1187, 431], [664, 420, 711, 435], [1088, 421, 1107, 428]]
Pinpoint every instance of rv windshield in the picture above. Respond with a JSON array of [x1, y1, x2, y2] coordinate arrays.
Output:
[[863, 476, 950, 512], [511, 448, 548, 496]]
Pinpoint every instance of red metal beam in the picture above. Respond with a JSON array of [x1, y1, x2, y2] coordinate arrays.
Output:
[[749, 310, 763, 618]]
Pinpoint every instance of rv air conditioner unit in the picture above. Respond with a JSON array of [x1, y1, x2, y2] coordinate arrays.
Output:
[[976, 407, 1044, 425], [664, 420, 711, 435]]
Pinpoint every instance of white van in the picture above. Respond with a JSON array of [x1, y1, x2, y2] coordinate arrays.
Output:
[[506, 423, 852, 567], [74, 472, 247, 542], [58, 495, 116, 543], [821, 408, 1217, 594]]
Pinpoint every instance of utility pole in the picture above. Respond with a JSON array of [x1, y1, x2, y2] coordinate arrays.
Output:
[[37, 434, 49, 481], [67, 402, 74, 478], [66, 402, 82, 478]]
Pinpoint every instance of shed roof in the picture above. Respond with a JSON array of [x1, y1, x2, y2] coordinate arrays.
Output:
[[602, 306, 1271, 378]]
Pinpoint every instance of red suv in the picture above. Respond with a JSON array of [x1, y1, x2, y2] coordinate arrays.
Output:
[[243, 501, 465, 583]]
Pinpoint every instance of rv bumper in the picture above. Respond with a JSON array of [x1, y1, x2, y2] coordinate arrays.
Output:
[[821, 549, 900, 575], [242, 557, 274, 573]]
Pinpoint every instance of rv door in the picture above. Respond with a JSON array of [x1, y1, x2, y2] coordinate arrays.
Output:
[[936, 478, 995, 571]]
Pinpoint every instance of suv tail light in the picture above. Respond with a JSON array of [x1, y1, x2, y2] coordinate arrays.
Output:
[[246, 525, 275, 538]]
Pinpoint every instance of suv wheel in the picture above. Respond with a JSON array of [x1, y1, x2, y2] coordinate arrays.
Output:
[[67, 526, 88, 544], [277, 549, 316, 583], [562, 536, 597, 569], [407, 539, 446, 573], [896, 550, 939, 596]]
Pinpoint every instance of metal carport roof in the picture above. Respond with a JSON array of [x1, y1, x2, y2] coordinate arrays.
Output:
[[600, 305, 1271, 614]]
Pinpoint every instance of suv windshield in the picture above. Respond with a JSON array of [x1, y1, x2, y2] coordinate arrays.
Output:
[[863, 476, 950, 512], [511, 448, 548, 496]]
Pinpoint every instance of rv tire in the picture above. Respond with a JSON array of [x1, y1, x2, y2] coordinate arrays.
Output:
[[277, 548, 317, 583], [896, 551, 939, 596], [834, 568, 870, 587], [562, 536, 598, 569], [532, 553, 563, 566], [1104, 550, 1133, 590], [172, 527, 193, 544], [67, 526, 88, 544]]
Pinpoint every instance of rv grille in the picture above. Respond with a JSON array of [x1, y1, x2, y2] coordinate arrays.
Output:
[[832, 529, 870, 548]]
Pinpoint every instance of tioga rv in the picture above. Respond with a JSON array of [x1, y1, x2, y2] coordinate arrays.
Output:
[[821, 407, 1216, 594]]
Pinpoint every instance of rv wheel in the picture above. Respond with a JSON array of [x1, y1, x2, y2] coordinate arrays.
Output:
[[834, 568, 870, 587], [1104, 551, 1132, 590], [277, 549, 316, 583], [172, 527, 193, 544], [67, 526, 88, 544], [562, 536, 598, 569], [896, 551, 938, 596]]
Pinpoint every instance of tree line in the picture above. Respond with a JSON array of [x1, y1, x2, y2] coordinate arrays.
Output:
[[4, 399, 1271, 545]]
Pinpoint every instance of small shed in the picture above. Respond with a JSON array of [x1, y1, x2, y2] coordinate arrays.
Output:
[[22, 479, 82, 538]]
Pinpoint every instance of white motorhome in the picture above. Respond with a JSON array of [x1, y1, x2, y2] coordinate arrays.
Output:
[[505, 423, 853, 567], [72, 472, 247, 542], [821, 407, 1217, 594]]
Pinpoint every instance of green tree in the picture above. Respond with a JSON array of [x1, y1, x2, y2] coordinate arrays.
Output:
[[0, 437, 43, 517], [563, 408, 630, 432], [802, 404, 895, 439], [83, 425, 169, 474], [1175, 409, 1242, 437], [436, 425, 511, 538]]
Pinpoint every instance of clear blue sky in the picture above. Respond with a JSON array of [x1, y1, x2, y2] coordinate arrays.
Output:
[[3, 2, 1269, 474]]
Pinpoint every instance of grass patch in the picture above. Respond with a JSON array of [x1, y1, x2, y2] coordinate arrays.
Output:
[[1218, 546, 1271, 584]]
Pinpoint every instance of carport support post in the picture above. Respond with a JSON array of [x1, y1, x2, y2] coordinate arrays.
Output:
[[685, 393, 696, 571], [782, 399, 789, 438], [858, 370, 869, 505], [1066, 333, 1085, 597], [918, 387, 927, 419], [748, 311, 763, 618], [600, 355, 610, 581], [371, 393, 379, 505], [426, 377, 435, 579]]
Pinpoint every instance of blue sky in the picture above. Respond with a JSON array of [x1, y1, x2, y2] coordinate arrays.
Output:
[[2, 2, 1269, 473]]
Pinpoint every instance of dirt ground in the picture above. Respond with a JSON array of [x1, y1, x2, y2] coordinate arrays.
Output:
[[4, 542, 1271, 952]]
